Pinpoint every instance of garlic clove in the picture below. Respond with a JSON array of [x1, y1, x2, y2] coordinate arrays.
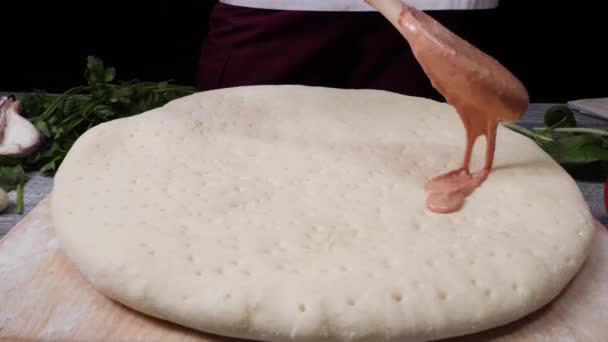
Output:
[[0, 96, 43, 158]]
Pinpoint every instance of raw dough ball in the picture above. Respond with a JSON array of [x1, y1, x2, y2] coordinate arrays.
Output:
[[51, 85, 596, 342], [0, 188, 9, 213]]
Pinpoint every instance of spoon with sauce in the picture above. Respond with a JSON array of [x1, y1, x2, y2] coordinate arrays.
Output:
[[365, 0, 530, 213]]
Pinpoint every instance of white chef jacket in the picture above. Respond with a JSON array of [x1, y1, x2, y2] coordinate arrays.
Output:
[[219, 0, 500, 11]]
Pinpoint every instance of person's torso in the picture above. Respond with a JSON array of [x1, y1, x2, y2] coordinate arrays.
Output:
[[218, 0, 499, 11]]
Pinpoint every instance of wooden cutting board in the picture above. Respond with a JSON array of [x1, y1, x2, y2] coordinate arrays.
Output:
[[1, 196, 608, 342]]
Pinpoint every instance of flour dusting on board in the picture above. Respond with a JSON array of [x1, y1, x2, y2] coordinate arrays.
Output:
[[38, 303, 79, 335], [0, 199, 53, 277]]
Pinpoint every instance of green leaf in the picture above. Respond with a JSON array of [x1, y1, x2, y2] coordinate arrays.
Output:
[[51, 125, 65, 139], [35, 121, 52, 139], [23, 142, 63, 170], [544, 105, 577, 129], [0, 155, 22, 166], [104, 67, 116, 83], [39, 156, 62, 174], [85, 56, 106, 85], [539, 135, 608, 164], [0, 165, 26, 193], [19, 93, 56, 118]]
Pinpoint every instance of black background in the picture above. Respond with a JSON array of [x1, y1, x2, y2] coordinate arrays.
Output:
[[2, 1, 605, 103]]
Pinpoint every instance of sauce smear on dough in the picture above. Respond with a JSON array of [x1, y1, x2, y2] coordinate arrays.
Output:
[[366, 0, 529, 213]]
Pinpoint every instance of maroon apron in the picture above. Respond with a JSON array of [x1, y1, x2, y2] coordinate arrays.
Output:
[[196, 3, 480, 101]]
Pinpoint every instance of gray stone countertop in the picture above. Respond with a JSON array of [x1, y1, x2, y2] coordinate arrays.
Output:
[[1, 102, 607, 238]]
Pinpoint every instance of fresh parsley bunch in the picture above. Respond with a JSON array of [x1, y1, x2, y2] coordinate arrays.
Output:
[[0, 56, 197, 213]]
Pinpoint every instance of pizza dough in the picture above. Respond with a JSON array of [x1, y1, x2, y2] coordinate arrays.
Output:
[[51, 85, 595, 342]]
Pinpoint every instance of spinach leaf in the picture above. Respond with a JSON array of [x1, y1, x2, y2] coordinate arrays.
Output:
[[544, 105, 577, 128], [504, 104, 608, 179], [539, 135, 608, 164]]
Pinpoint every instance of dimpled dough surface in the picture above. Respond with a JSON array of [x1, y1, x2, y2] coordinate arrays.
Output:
[[51, 85, 595, 342]]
